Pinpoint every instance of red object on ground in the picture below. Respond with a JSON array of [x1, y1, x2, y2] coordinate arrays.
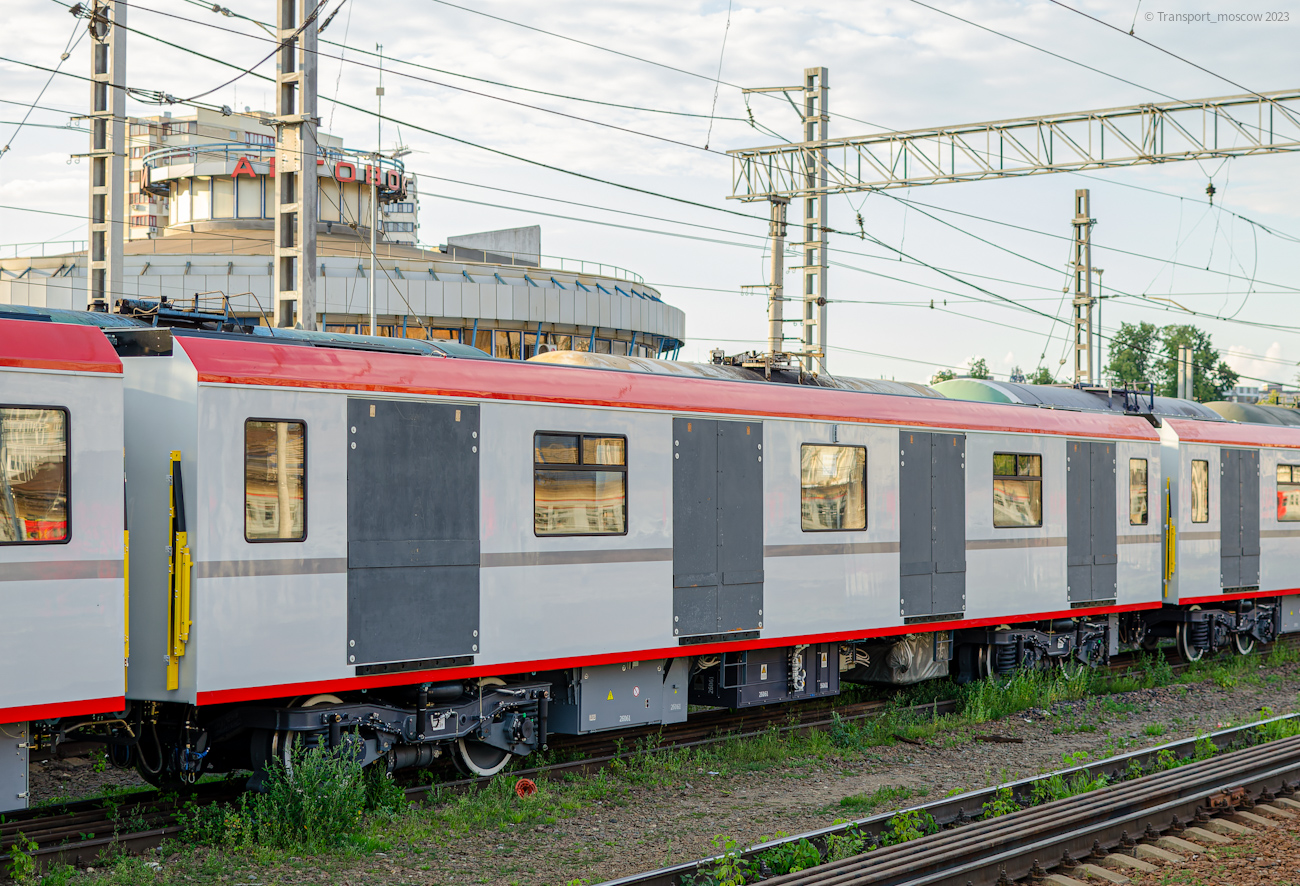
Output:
[[515, 778, 538, 799]]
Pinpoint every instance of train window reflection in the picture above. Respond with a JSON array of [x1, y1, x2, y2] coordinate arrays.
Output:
[[0, 406, 69, 544], [1278, 464, 1300, 522], [245, 420, 306, 541], [801, 444, 866, 531], [534, 432, 627, 536], [1191, 459, 1209, 523], [993, 452, 1043, 528], [1130, 458, 1149, 525]]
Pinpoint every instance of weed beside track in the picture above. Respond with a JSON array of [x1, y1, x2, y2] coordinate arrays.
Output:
[[6, 641, 1299, 885]]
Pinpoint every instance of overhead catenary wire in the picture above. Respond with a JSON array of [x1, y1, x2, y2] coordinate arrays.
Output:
[[9, 2, 1298, 374], [1, 16, 86, 160]]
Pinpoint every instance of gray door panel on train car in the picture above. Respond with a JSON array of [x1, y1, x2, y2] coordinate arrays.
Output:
[[346, 399, 480, 666], [1067, 441, 1117, 604], [1221, 448, 1260, 590], [899, 431, 966, 619], [672, 418, 763, 637]]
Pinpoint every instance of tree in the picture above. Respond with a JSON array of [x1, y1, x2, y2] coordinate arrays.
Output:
[[1027, 366, 1056, 385], [968, 357, 990, 379], [931, 368, 956, 384], [1157, 324, 1238, 402], [1103, 321, 1160, 387], [1102, 321, 1237, 401]]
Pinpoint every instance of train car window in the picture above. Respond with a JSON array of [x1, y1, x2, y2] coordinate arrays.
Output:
[[1129, 458, 1149, 525], [534, 432, 627, 536], [0, 406, 69, 544], [244, 420, 306, 541], [1278, 465, 1300, 522], [801, 444, 867, 531], [1190, 459, 1209, 523], [993, 452, 1042, 528]]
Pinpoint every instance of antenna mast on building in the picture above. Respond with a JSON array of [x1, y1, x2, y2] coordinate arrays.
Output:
[[86, 0, 127, 312], [273, 0, 319, 329]]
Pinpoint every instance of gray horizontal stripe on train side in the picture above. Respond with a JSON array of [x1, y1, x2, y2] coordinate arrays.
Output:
[[482, 548, 674, 568], [192, 558, 348, 578], [966, 537, 1067, 551], [764, 542, 900, 557], [1262, 528, 1300, 538], [0, 559, 124, 582], [1181, 531, 1221, 541], [1118, 534, 1164, 545]]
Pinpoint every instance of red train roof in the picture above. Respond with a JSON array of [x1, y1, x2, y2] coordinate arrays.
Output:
[[1167, 418, 1300, 450], [178, 336, 1162, 441], [0, 318, 122, 374]]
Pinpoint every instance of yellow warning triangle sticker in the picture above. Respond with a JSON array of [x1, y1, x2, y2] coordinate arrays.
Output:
[[606, 691, 614, 700]]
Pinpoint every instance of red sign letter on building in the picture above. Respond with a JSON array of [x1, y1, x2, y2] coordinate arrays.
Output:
[[231, 156, 257, 179], [335, 161, 356, 182]]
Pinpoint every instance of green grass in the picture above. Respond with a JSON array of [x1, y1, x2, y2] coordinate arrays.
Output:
[[50, 642, 1300, 886], [837, 784, 924, 815]]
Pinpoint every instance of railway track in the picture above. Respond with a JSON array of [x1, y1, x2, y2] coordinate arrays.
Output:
[[0, 640, 1286, 873], [603, 713, 1300, 886]]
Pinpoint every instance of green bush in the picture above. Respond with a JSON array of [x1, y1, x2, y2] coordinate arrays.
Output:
[[184, 740, 404, 851]]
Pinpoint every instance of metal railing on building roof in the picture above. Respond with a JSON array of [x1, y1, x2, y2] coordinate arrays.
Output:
[[142, 143, 406, 174]]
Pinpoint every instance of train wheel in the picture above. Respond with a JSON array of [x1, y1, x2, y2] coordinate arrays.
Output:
[[273, 693, 344, 775], [1140, 634, 1162, 652], [453, 737, 513, 777], [1233, 632, 1256, 656], [453, 678, 513, 777], [1177, 623, 1205, 663]]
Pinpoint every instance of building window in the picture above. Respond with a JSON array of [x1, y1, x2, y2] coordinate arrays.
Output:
[[1129, 458, 1149, 525], [801, 444, 867, 531], [1190, 459, 1209, 523], [129, 215, 157, 227], [382, 221, 415, 233], [993, 452, 1043, 528], [129, 170, 143, 183], [386, 202, 415, 214], [244, 420, 306, 541], [0, 407, 69, 544], [244, 132, 273, 147], [129, 123, 149, 136], [534, 433, 627, 536], [1278, 465, 1300, 522]]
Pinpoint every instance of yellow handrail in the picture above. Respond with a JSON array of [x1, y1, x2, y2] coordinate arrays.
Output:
[[166, 450, 192, 691], [1163, 478, 1176, 598]]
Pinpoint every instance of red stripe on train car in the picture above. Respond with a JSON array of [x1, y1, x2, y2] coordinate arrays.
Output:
[[0, 318, 122, 374], [0, 695, 125, 724], [1180, 588, 1300, 605], [178, 337, 1161, 441], [195, 600, 1161, 706], [1167, 419, 1300, 450]]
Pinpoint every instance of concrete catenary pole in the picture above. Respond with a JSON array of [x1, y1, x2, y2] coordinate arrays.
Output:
[[766, 196, 789, 355], [86, 0, 126, 312], [368, 45, 382, 335], [273, 0, 318, 329], [801, 67, 828, 374], [1071, 189, 1095, 385]]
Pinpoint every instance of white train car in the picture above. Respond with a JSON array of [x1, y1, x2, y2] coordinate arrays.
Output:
[[0, 317, 126, 811], [113, 330, 1171, 782], [1149, 416, 1300, 657]]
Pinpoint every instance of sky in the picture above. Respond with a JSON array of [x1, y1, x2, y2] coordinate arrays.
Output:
[[2, 0, 1299, 388]]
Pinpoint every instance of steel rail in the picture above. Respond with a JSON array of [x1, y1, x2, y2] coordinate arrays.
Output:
[[4, 639, 1289, 873], [599, 712, 1300, 886]]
